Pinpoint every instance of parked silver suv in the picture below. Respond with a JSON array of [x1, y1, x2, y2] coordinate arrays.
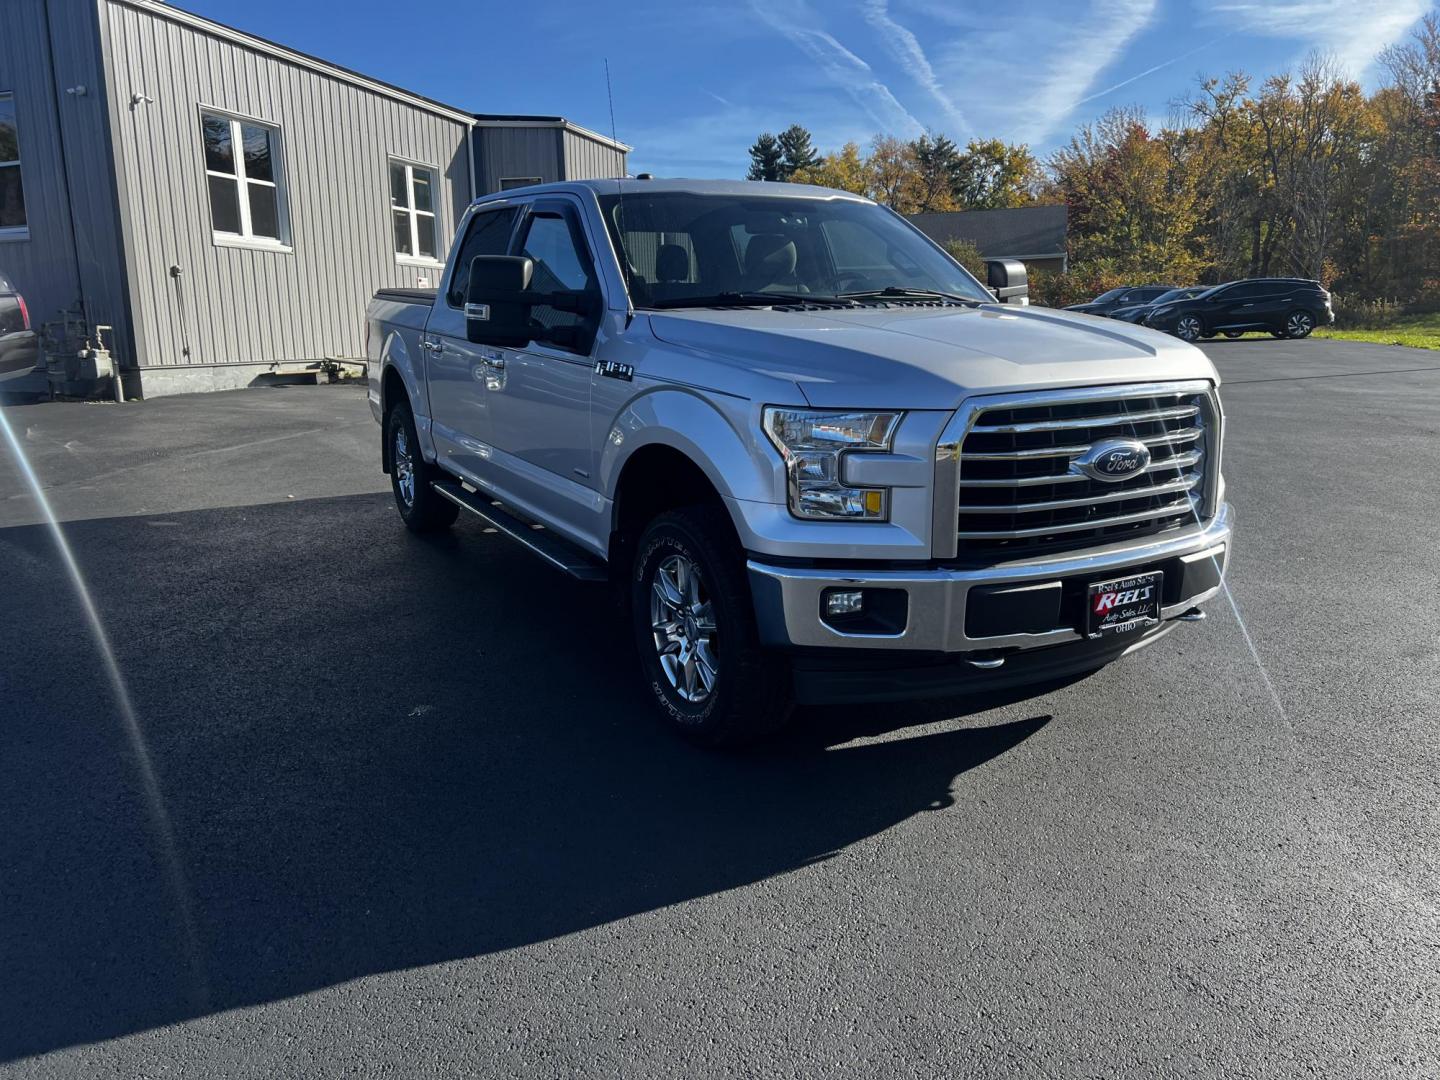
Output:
[[367, 179, 1231, 744]]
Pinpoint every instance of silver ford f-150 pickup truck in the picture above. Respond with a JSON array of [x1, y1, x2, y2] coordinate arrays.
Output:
[[367, 178, 1231, 744]]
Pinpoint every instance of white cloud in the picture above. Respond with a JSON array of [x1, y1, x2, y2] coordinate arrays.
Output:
[[1016, 0, 1159, 143], [747, 0, 926, 138], [1207, 0, 1431, 77], [859, 0, 968, 133]]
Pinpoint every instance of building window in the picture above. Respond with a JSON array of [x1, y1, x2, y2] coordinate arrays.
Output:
[[0, 93, 26, 239], [390, 160, 439, 263], [201, 110, 287, 246], [498, 177, 543, 191]]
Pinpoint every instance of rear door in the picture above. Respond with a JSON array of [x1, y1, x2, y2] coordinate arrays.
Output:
[[426, 203, 520, 481]]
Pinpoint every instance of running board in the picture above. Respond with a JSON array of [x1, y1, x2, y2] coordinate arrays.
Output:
[[431, 480, 609, 582]]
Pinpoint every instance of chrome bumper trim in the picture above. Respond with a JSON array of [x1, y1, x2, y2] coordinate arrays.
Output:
[[748, 502, 1231, 653]]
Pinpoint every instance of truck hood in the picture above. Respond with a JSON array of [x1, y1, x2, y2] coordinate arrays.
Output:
[[648, 304, 1217, 410]]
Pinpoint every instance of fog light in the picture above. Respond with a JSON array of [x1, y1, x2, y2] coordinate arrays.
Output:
[[824, 589, 865, 616]]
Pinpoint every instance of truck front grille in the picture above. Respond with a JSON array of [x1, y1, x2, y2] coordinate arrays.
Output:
[[953, 384, 1217, 559]]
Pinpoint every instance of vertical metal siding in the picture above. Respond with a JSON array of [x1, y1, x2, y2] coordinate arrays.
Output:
[[561, 129, 626, 181], [476, 126, 561, 194], [98, 0, 470, 368], [0, 0, 85, 337]]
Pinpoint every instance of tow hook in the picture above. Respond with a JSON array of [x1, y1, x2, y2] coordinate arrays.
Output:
[[965, 652, 1007, 670], [1177, 607, 1206, 622]]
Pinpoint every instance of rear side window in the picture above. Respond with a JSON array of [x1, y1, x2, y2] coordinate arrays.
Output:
[[447, 207, 518, 307]]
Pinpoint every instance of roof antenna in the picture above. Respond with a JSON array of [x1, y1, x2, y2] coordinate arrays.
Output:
[[604, 58, 634, 319]]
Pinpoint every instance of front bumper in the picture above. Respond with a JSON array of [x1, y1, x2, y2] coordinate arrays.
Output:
[[748, 502, 1231, 655]]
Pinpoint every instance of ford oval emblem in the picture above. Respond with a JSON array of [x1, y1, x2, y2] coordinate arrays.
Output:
[[1072, 438, 1151, 482]]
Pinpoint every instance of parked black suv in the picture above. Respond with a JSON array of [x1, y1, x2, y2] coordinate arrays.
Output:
[[1065, 285, 1175, 317], [0, 271, 39, 387], [1143, 278, 1333, 341]]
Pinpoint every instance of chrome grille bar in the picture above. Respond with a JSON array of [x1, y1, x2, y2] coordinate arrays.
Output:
[[960, 427, 1202, 461], [968, 404, 1199, 434], [959, 449, 1202, 487], [955, 497, 1199, 539], [958, 473, 1201, 513]]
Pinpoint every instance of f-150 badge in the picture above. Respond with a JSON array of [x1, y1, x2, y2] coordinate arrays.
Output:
[[595, 360, 634, 381]]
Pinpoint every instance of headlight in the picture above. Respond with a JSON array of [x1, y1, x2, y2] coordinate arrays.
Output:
[[763, 407, 901, 521]]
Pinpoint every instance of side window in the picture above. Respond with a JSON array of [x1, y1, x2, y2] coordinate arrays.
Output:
[[1230, 282, 1268, 299], [201, 110, 287, 246], [389, 159, 440, 263], [447, 207, 518, 308], [518, 209, 599, 351], [0, 93, 26, 237]]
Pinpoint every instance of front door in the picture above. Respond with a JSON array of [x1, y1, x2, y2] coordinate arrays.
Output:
[[482, 198, 604, 543], [426, 204, 520, 482]]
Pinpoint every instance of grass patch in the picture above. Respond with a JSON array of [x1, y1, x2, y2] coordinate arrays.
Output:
[[1315, 312, 1440, 350]]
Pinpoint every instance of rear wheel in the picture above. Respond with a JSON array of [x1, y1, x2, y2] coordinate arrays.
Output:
[[386, 399, 459, 532], [1284, 310, 1315, 339], [1175, 315, 1203, 342], [631, 506, 793, 746]]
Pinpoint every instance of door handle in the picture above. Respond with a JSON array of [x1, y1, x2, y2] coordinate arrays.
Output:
[[482, 351, 506, 369], [422, 339, 445, 354]]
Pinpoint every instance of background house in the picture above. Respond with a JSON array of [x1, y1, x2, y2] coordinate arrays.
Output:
[[908, 205, 1068, 276], [0, 0, 629, 397]]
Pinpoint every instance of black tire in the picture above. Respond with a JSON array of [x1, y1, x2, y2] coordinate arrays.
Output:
[[1283, 310, 1316, 339], [1223, 330, 1244, 339], [630, 506, 793, 746], [385, 399, 459, 532], [1270, 330, 1286, 339]]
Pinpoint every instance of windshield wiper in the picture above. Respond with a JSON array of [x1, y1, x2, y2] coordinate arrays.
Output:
[[647, 291, 857, 309], [838, 286, 985, 306]]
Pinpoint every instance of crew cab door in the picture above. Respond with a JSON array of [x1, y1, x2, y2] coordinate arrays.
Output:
[[425, 203, 520, 480], [482, 196, 606, 537]]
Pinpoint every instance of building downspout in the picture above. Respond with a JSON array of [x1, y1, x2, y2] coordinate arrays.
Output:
[[40, 0, 90, 327], [466, 123, 477, 202]]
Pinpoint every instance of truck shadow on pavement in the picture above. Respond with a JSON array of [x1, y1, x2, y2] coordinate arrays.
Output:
[[0, 494, 1055, 1061]]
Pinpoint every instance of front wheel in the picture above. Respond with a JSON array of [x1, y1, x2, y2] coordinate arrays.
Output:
[[1175, 315, 1203, 342], [1284, 310, 1315, 339], [631, 506, 793, 746]]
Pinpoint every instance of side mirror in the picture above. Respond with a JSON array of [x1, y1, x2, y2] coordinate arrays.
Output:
[[466, 255, 535, 348], [986, 259, 1028, 305]]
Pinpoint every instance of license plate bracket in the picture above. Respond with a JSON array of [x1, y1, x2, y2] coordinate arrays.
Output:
[[1086, 571, 1163, 638]]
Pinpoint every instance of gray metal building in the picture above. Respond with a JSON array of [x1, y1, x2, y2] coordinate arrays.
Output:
[[0, 0, 629, 397]]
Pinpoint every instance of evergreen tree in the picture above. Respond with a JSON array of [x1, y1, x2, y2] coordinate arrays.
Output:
[[778, 124, 822, 179], [746, 133, 785, 181]]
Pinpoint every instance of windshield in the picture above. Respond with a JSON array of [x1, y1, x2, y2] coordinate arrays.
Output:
[[1092, 288, 1128, 303], [1151, 288, 1197, 305], [595, 191, 992, 308]]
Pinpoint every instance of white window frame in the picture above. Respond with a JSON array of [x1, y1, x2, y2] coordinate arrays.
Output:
[[0, 91, 27, 242], [390, 157, 442, 267], [498, 176, 543, 192], [200, 105, 291, 252]]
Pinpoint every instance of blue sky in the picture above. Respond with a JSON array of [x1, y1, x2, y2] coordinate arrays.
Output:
[[182, 0, 1435, 177]]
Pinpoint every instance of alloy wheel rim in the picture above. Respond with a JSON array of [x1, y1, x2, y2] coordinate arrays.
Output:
[[1288, 313, 1312, 335], [1178, 316, 1201, 341], [650, 553, 718, 704], [394, 426, 415, 507]]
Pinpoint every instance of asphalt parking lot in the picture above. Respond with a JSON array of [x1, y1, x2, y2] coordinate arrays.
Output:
[[2, 339, 1437, 1078]]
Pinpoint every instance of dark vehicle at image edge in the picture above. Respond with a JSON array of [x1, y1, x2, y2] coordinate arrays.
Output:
[[1144, 278, 1334, 341], [0, 272, 40, 387], [1065, 285, 1175, 317]]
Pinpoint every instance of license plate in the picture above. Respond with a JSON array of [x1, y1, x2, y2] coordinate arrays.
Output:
[[1086, 571, 1163, 638]]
